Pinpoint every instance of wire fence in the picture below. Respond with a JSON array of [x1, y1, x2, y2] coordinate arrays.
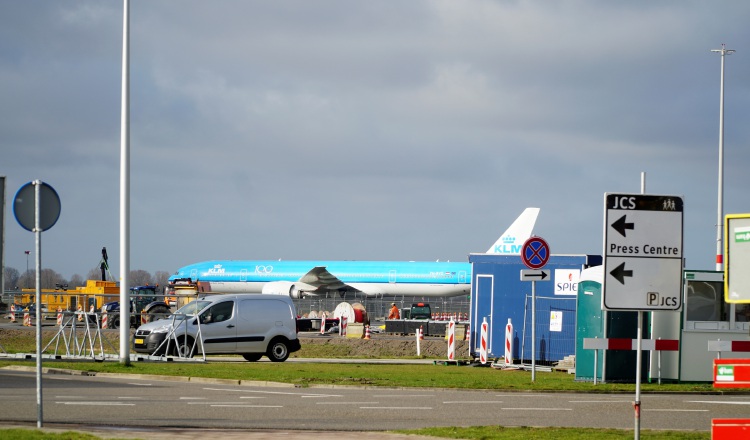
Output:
[[520, 295, 576, 364]]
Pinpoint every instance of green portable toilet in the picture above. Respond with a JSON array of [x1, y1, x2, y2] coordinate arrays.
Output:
[[576, 266, 649, 382]]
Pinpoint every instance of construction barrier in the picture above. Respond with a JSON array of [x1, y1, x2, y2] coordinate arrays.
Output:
[[364, 325, 371, 340], [23, 310, 31, 327], [9, 304, 16, 323], [583, 338, 679, 385], [56, 307, 63, 326], [321, 313, 326, 335], [479, 317, 488, 365], [708, 340, 750, 359], [447, 319, 455, 361], [504, 318, 513, 365], [101, 309, 108, 329], [77, 305, 84, 322]]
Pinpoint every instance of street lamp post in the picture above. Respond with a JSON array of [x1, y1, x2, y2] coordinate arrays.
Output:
[[25, 250, 30, 288], [711, 44, 735, 271]]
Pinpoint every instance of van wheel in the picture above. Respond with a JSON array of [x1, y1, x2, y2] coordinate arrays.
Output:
[[267, 338, 290, 362], [242, 353, 263, 362], [173, 337, 195, 358]]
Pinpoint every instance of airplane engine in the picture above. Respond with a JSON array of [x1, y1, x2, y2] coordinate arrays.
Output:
[[262, 281, 306, 298]]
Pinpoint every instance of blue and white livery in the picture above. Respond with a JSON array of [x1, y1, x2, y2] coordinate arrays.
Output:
[[168, 208, 539, 298]]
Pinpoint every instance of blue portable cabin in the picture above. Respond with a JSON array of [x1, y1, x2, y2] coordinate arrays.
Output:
[[468, 253, 602, 364]]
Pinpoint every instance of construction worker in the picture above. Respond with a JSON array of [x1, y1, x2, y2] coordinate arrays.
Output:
[[387, 303, 400, 320]]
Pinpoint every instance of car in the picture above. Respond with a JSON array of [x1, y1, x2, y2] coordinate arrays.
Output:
[[133, 294, 301, 362]]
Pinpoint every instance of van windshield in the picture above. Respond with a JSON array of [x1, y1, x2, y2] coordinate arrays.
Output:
[[172, 300, 212, 320]]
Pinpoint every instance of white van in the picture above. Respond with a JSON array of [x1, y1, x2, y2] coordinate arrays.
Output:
[[133, 294, 301, 362]]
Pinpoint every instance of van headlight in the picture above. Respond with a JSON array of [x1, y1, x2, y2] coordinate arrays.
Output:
[[151, 324, 173, 334]]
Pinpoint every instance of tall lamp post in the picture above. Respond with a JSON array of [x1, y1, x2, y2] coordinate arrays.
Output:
[[24, 250, 30, 288], [711, 44, 735, 271]]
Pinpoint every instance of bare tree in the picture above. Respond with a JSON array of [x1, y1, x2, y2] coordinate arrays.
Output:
[[154, 271, 171, 289], [129, 270, 153, 287], [4, 267, 20, 290], [69, 274, 85, 288], [40, 268, 65, 289]]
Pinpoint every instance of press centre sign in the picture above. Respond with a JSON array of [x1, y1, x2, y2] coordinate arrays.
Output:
[[602, 193, 684, 311]]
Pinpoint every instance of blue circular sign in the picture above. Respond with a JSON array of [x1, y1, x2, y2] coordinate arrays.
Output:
[[521, 236, 550, 269], [13, 181, 61, 232]]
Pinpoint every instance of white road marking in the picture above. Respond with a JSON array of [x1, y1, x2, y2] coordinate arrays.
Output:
[[210, 405, 283, 408], [687, 400, 750, 405], [360, 406, 432, 410], [56, 402, 135, 406], [203, 387, 339, 397], [501, 408, 572, 411], [443, 401, 504, 404], [569, 399, 631, 403], [316, 402, 377, 405]]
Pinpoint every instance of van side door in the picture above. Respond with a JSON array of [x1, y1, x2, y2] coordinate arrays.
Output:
[[196, 300, 236, 353]]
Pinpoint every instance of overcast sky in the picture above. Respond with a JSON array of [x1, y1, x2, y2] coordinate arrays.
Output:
[[2, 1, 749, 281]]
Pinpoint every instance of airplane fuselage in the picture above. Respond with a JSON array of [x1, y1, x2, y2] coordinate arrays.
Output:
[[169, 260, 471, 298]]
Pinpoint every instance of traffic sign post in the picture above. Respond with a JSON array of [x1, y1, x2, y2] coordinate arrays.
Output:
[[13, 180, 61, 429], [602, 193, 684, 311], [521, 237, 550, 382], [725, 214, 750, 303]]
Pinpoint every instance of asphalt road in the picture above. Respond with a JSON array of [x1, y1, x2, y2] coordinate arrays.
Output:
[[1, 367, 749, 436]]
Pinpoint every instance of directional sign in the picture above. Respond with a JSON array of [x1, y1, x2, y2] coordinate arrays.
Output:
[[521, 236, 550, 269], [602, 193, 684, 311], [520, 269, 550, 282]]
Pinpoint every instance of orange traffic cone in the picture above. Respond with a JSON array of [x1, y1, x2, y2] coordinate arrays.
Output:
[[364, 325, 371, 340]]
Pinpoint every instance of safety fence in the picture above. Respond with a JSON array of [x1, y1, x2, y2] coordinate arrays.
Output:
[[0, 310, 186, 362], [520, 295, 576, 365]]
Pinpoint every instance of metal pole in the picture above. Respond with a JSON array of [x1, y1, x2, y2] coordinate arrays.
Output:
[[634, 311, 642, 440], [711, 44, 734, 271], [119, 0, 131, 365], [531, 280, 536, 382], [34, 181, 43, 427]]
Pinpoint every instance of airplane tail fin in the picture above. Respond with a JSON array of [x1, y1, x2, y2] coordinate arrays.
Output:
[[485, 207, 540, 254]]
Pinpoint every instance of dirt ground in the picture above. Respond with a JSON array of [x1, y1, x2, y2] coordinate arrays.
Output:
[[0, 327, 469, 360]]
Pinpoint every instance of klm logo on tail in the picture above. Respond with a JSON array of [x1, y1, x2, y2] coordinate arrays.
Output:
[[485, 208, 540, 255], [491, 236, 522, 254]]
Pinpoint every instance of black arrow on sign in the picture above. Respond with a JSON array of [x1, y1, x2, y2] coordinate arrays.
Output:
[[612, 215, 635, 237], [526, 271, 548, 280], [610, 262, 633, 285]]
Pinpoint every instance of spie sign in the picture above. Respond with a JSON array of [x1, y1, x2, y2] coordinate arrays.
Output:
[[602, 193, 684, 311]]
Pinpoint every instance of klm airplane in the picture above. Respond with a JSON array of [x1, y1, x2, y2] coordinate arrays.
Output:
[[167, 208, 539, 298]]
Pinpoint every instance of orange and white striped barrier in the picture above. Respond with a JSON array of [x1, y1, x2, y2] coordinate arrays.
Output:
[[416, 327, 422, 356], [447, 318, 455, 361], [479, 317, 488, 364], [23, 309, 31, 327], [320, 313, 326, 335], [101, 309, 108, 329], [77, 305, 84, 322], [504, 318, 513, 365], [56, 307, 63, 326], [89, 305, 95, 314], [363, 325, 371, 340], [141, 310, 147, 325], [9, 304, 16, 323], [465, 323, 470, 341], [419, 325, 424, 340]]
